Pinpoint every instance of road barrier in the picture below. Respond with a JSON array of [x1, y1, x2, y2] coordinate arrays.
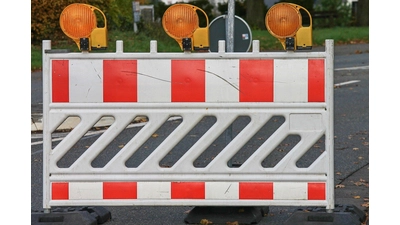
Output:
[[42, 39, 334, 212]]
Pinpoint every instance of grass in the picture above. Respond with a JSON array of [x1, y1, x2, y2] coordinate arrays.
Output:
[[31, 26, 368, 71]]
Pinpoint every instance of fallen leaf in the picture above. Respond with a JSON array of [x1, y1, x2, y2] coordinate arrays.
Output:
[[362, 202, 369, 207], [348, 135, 352, 139], [152, 133, 159, 138], [353, 147, 359, 151], [353, 196, 361, 199], [226, 221, 239, 225], [118, 144, 124, 148], [200, 219, 212, 225], [335, 184, 345, 188]]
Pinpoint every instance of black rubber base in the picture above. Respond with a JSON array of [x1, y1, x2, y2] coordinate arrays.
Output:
[[283, 204, 366, 225], [31, 206, 111, 225], [184, 206, 269, 224]]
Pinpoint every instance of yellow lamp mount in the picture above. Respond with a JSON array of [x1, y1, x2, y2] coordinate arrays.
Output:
[[265, 3, 312, 51], [60, 3, 108, 51], [162, 4, 209, 52]]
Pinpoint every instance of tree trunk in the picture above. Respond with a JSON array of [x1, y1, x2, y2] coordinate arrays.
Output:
[[356, 0, 369, 26], [246, 0, 266, 30]]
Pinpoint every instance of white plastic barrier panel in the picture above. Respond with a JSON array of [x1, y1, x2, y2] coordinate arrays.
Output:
[[42, 39, 334, 211]]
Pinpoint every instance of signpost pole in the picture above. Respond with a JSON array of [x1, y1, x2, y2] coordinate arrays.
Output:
[[226, 0, 235, 52], [226, 0, 234, 167]]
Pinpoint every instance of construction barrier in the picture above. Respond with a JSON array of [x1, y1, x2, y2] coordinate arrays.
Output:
[[42, 39, 334, 211]]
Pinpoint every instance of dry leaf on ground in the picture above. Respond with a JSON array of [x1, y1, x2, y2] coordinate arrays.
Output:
[[335, 184, 345, 188]]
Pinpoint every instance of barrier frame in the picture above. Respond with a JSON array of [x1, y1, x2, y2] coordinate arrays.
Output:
[[42, 39, 334, 212]]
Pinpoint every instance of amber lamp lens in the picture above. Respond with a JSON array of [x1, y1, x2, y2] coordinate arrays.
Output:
[[162, 5, 199, 39], [266, 4, 300, 38], [60, 4, 97, 39]]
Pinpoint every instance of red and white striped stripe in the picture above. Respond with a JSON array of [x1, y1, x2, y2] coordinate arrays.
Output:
[[51, 181, 326, 201], [51, 59, 325, 103]]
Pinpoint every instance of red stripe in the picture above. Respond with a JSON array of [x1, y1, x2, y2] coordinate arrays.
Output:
[[239, 59, 274, 102], [308, 59, 325, 102], [103, 182, 137, 199], [103, 60, 137, 102], [308, 182, 326, 200], [52, 60, 69, 102], [52, 182, 69, 200], [171, 182, 205, 199], [239, 182, 273, 199], [171, 60, 205, 102]]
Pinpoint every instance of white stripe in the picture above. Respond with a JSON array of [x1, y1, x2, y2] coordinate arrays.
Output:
[[69, 182, 103, 200], [335, 66, 369, 71], [274, 59, 308, 102], [137, 182, 171, 199], [205, 182, 239, 199], [274, 182, 307, 200], [138, 60, 171, 102], [69, 60, 103, 103], [206, 59, 239, 102], [334, 80, 361, 87]]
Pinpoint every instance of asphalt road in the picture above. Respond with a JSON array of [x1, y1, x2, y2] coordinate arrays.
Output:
[[31, 43, 369, 225]]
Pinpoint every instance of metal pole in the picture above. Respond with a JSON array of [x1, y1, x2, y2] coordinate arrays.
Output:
[[226, 0, 234, 167], [226, 0, 235, 52], [132, 1, 139, 33]]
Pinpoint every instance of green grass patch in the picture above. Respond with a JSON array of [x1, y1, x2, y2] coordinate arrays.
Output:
[[31, 26, 368, 71], [313, 27, 369, 45]]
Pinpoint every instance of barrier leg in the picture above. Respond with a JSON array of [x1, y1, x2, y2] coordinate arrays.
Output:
[[185, 206, 269, 224], [32, 206, 111, 225], [283, 204, 366, 225]]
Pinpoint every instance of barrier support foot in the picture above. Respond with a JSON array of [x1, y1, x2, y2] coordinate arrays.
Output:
[[31, 206, 111, 225], [184, 206, 269, 224], [283, 204, 366, 225]]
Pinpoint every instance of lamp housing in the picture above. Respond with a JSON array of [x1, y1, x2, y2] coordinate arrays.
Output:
[[60, 3, 108, 51], [162, 4, 209, 52], [265, 3, 312, 51]]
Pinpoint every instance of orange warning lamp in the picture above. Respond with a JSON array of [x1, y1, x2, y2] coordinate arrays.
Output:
[[162, 4, 209, 51], [60, 3, 108, 51], [265, 3, 312, 51]]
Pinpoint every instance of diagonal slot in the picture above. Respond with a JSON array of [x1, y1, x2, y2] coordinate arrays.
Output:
[[296, 135, 325, 168], [159, 116, 217, 168], [193, 116, 250, 168], [56, 116, 115, 168], [262, 134, 301, 168], [228, 116, 285, 168], [125, 116, 182, 168], [91, 116, 148, 168], [51, 116, 81, 149]]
